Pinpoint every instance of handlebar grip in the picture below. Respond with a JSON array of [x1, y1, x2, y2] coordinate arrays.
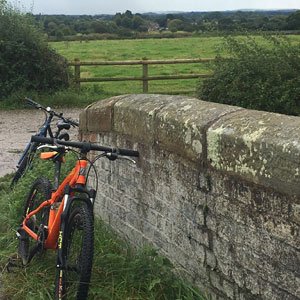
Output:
[[31, 136, 54, 144], [118, 148, 139, 157], [25, 97, 43, 109], [68, 119, 79, 127], [55, 115, 78, 127]]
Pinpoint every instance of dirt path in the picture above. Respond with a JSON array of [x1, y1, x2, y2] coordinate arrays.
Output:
[[0, 108, 82, 177]]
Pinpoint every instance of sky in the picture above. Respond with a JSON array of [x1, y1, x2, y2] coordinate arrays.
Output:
[[8, 0, 300, 15]]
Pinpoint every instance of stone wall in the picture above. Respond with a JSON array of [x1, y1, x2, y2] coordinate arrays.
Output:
[[79, 94, 300, 300]]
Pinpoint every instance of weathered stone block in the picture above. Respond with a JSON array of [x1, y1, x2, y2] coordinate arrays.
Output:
[[207, 109, 300, 196], [80, 94, 300, 300], [114, 94, 172, 144], [156, 97, 241, 162], [86, 96, 126, 132]]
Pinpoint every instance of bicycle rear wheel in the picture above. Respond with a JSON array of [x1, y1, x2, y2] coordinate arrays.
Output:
[[18, 177, 52, 265], [55, 202, 94, 300]]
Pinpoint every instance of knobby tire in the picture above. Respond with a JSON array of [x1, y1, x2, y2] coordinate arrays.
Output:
[[55, 202, 94, 300], [18, 177, 52, 265]]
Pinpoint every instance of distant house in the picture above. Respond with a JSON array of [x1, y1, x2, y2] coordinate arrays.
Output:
[[147, 22, 160, 32], [159, 27, 168, 32]]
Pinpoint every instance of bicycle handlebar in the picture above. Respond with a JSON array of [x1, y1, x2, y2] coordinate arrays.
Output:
[[25, 97, 79, 127], [31, 136, 139, 157], [25, 97, 43, 109]]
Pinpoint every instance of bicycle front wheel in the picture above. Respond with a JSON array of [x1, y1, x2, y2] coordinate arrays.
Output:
[[55, 202, 94, 300], [18, 177, 52, 265]]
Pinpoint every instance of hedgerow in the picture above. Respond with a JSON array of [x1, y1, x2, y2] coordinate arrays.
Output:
[[198, 35, 300, 115], [0, 1, 69, 99]]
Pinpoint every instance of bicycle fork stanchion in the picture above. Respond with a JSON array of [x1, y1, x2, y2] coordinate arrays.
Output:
[[56, 192, 70, 300]]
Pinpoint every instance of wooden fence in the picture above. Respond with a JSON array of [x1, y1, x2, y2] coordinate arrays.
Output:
[[68, 58, 214, 93]]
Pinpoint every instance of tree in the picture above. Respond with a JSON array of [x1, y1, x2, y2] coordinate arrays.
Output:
[[168, 19, 183, 32], [132, 15, 145, 30], [114, 13, 122, 26], [73, 20, 90, 33], [124, 10, 133, 18], [121, 16, 133, 28], [218, 18, 234, 31], [0, 1, 69, 98], [91, 20, 109, 33], [47, 21, 58, 36], [156, 15, 167, 28], [285, 10, 300, 30]]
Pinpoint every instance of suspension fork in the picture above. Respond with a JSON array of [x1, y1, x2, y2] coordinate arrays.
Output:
[[55, 186, 95, 269], [56, 184, 71, 271]]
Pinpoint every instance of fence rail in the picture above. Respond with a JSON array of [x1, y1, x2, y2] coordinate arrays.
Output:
[[68, 58, 214, 93]]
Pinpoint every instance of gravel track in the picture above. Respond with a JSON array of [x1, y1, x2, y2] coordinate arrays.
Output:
[[0, 108, 81, 177]]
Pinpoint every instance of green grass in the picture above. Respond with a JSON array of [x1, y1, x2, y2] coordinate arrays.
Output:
[[51, 37, 222, 61], [50, 35, 300, 96], [1, 35, 299, 109], [0, 86, 110, 109], [0, 157, 205, 300], [50, 37, 223, 95]]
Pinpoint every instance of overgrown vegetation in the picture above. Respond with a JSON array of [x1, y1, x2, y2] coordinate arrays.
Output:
[[0, 0, 69, 99], [198, 35, 300, 115], [0, 86, 109, 109], [0, 157, 204, 299]]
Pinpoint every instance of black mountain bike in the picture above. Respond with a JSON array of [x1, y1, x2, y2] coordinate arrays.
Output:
[[11, 98, 79, 186]]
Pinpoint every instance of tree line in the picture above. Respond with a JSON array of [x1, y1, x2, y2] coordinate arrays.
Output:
[[32, 9, 300, 40]]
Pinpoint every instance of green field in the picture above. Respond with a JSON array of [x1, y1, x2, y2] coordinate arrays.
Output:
[[50, 37, 223, 95], [51, 35, 300, 97]]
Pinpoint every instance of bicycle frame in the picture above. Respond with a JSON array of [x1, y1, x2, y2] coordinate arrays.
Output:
[[16, 111, 54, 167], [21, 158, 88, 250], [12, 99, 79, 187]]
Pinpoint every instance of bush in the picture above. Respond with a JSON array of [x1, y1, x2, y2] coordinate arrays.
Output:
[[0, 1, 69, 99], [198, 35, 300, 115]]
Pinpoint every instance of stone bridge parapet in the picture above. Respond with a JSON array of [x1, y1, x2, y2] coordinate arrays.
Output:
[[79, 94, 300, 300]]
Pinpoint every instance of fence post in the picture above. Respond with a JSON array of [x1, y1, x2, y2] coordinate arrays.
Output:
[[74, 58, 81, 91], [142, 58, 148, 93]]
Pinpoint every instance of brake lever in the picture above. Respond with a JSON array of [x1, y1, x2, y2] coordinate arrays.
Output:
[[66, 118, 79, 127], [37, 144, 59, 151], [37, 144, 69, 153], [118, 156, 137, 164], [105, 153, 136, 164]]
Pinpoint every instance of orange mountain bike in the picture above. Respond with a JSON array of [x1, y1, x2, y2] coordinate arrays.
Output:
[[16, 135, 139, 300]]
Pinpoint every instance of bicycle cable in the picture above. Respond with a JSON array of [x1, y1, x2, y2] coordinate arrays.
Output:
[[67, 148, 100, 195]]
